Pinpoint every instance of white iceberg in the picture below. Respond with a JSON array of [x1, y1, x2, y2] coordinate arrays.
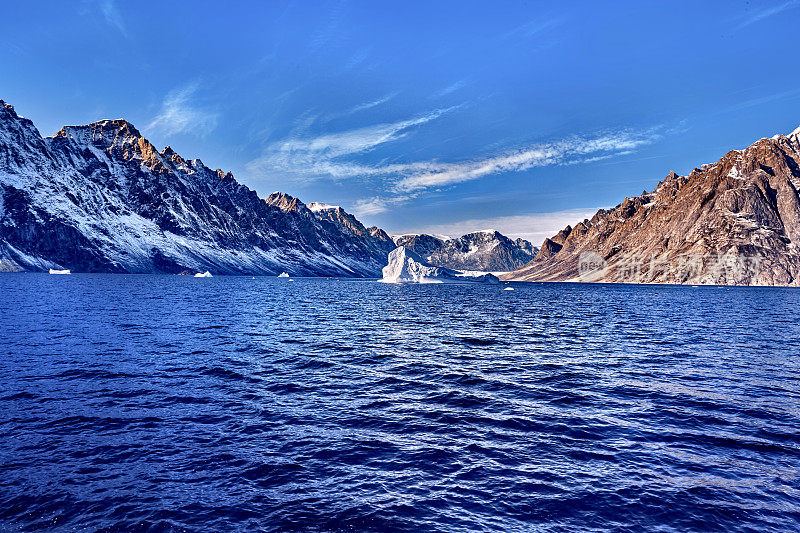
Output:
[[380, 247, 499, 284], [278, 272, 290, 278], [49, 269, 71, 275], [194, 271, 212, 278], [503, 287, 514, 291]]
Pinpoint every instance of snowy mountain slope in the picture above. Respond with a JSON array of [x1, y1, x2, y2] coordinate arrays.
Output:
[[0, 100, 393, 275]]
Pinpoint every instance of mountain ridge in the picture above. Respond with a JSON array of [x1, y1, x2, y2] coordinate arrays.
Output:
[[0, 100, 395, 275], [392, 231, 537, 271], [503, 125, 800, 286]]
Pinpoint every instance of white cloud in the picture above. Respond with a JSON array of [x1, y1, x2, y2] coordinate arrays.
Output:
[[99, 0, 127, 36], [272, 107, 455, 158], [248, 106, 660, 193], [351, 195, 416, 217], [736, 0, 799, 29], [147, 82, 219, 138], [246, 106, 457, 180], [345, 92, 398, 115], [390, 208, 602, 245], [393, 130, 660, 192], [433, 79, 469, 98], [502, 17, 563, 40]]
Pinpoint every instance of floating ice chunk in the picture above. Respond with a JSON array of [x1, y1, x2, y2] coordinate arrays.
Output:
[[503, 287, 514, 291], [380, 247, 499, 284], [194, 271, 212, 278], [49, 269, 71, 275], [278, 272, 290, 278]]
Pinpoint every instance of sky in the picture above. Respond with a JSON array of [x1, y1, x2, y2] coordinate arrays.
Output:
[[2, 1, 800, 243]]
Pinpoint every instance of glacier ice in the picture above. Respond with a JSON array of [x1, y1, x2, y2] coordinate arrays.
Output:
[[380, 247, 499, 284]]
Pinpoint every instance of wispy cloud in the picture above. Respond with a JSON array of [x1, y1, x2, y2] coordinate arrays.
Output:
[[390, 208, 602, 244], [332, 92, 399, 119], [735, 0, 799, 29], [308, 0, 349, 51], [433, 79, 469, 98], [728, 88, 800, 111], [502, 17, 563, 40], [246, 106, 458, 180], [147, 82, 220, 138], [99, 0, 127, 36], [249, 105, 659, 190], [393, 129, 661, 192], [351, 195, 415, 217], [250, 107, 661, 226]]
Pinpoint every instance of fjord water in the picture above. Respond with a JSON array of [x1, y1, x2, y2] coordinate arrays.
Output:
[[1, 275, 799, 532]]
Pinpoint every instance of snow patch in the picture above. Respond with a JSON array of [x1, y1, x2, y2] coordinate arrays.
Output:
[[308, 202, 340, 212]]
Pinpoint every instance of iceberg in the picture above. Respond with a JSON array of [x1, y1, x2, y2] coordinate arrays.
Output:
[[49, 269, 71, 275], [194, 271, 212, 278], [503, 287, 514, 291], [380, 247, 499, 284], [278, 272, 290, 278]]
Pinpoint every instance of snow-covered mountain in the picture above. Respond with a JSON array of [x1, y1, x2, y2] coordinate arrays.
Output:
[[393, 230, 537, 271], [0, 100, 394, 275]]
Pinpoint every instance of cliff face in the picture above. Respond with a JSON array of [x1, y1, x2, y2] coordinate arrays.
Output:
[[0, 100, 393, 276], [504, 127, 800, 286]]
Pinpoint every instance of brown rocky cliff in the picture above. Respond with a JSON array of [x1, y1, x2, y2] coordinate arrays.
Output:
[[503, 127, 800, 286]]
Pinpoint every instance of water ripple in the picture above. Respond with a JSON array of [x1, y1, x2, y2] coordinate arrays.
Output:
[[0, 275, 799, 531]]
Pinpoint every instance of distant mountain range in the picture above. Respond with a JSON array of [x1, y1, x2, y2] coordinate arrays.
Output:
[[0, 100, 532, 275], [6, 97, 798, 284], [393, 231, 537, 272], [503, 125, 800, 286]]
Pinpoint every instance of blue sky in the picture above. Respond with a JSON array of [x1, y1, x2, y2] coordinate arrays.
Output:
[[2, 1, 800, 242]]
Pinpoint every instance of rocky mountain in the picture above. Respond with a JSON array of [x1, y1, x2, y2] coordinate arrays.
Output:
[[0, 100, 394, 275], [393, 231, 537, 271], [503, 126, 800, 286], [306, 201, 394, 250], [392, 234, 446, 258]]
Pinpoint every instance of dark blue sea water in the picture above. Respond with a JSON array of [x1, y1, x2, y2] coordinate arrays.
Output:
[[1, 274, 799, 532]]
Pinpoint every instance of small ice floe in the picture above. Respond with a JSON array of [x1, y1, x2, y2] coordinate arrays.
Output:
[[503, 287, 514, 291], [288, 279, 294, 282], [194, 271, 212, 278], [278, 272, 290, 278], [49, 269, 71, 275]]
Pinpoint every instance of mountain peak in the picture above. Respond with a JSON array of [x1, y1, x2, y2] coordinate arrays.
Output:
[[53, 118, 146, 148], [266, 192, 307, 213], [1, 100, 17, 117]]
